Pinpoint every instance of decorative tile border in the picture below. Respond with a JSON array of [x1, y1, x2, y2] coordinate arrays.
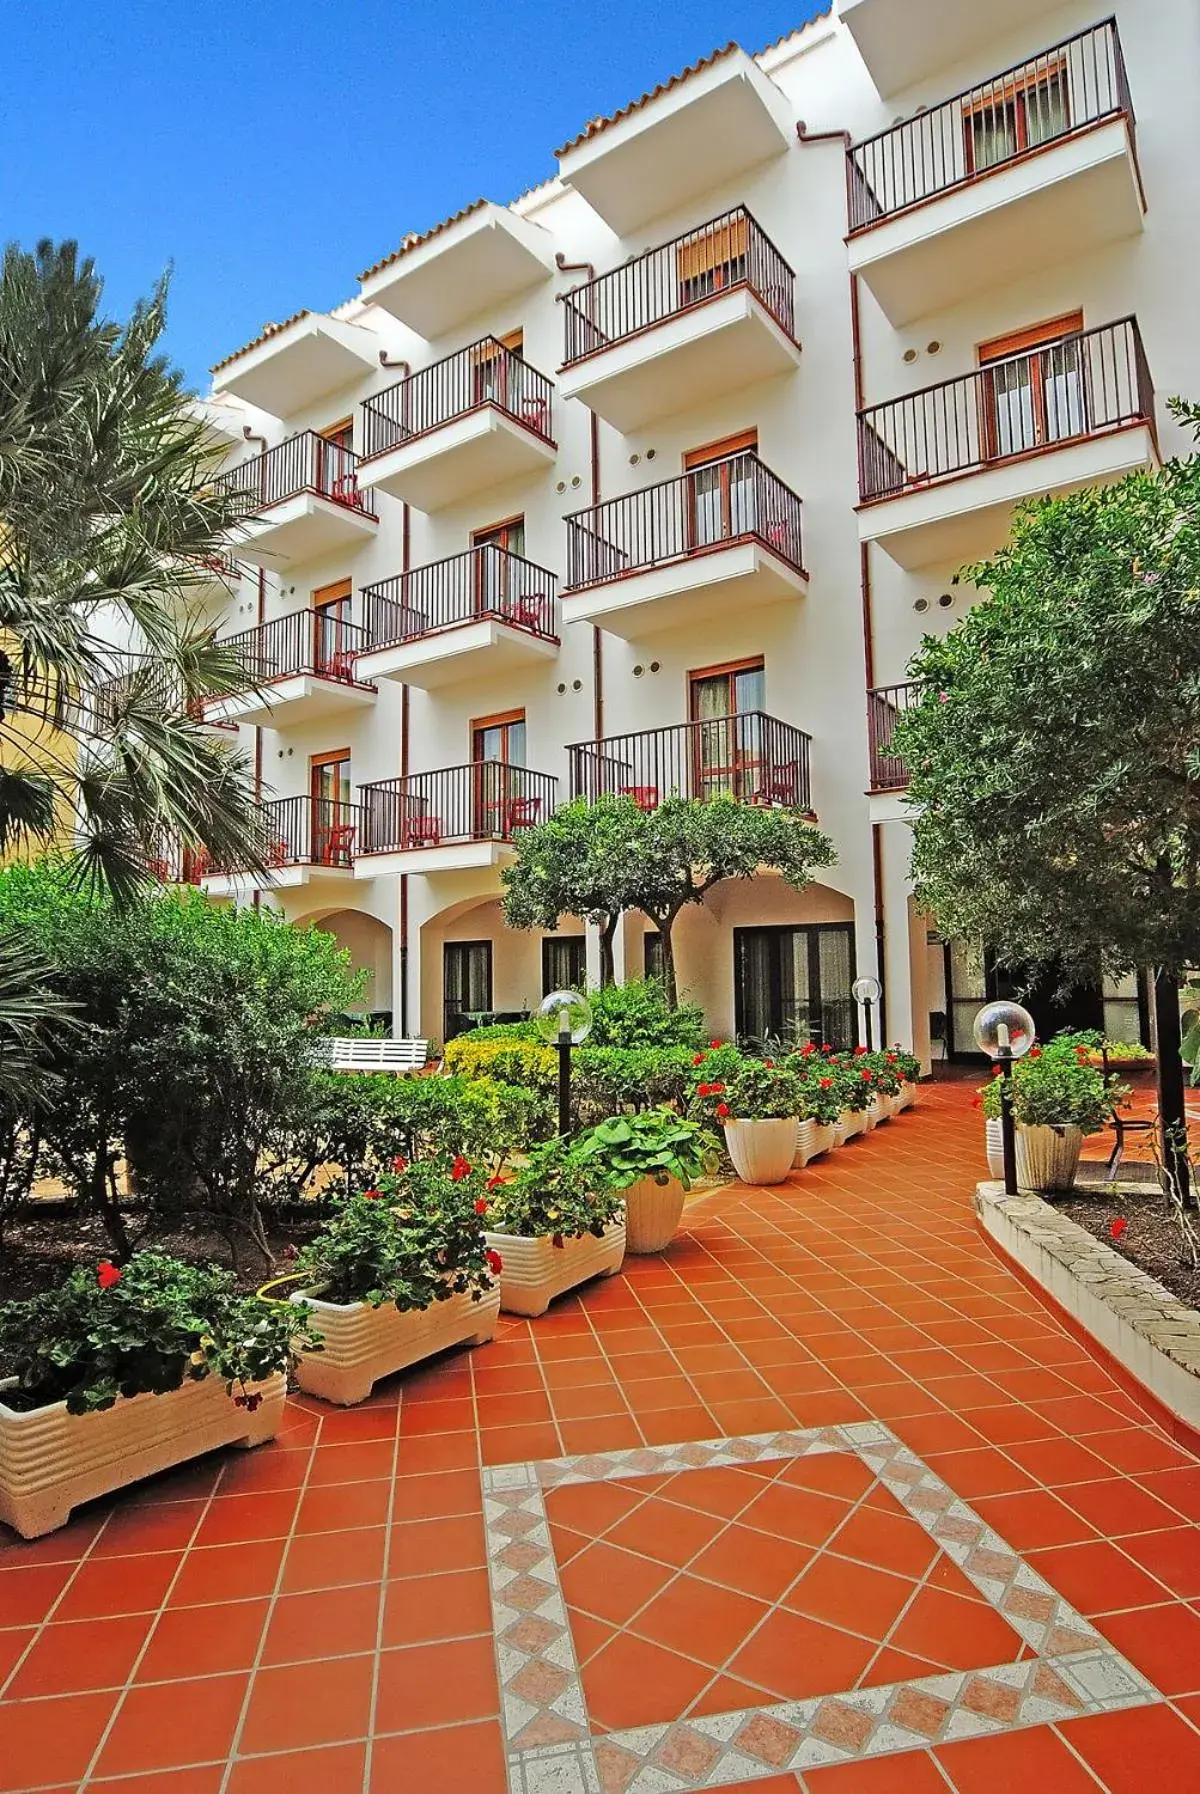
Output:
[[481, 1421, 1164, 1794]]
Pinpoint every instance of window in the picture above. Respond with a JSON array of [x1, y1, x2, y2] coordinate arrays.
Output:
[[644, 932, 664, 982], [676, 215, 748, 310], [734, 924, 855, 1049], [471, 710, 533, 840], [689, 659, 766, 802], [979, 312, 1086, 461], [684, 430, 759, 551], [312, 578, 352, 678], [472, 330, 524, 411], [471, 516, 527, 619], [309, 749, 353, 866], [320, 418, 354, 453], [964, 62, 1069, 175], [316, 418, 355, 504], [543, 936, 586, 995], [443, 941, 493, 1041]]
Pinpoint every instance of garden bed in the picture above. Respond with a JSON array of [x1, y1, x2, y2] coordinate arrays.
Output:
[[1057, 1183, 1200, 1314]]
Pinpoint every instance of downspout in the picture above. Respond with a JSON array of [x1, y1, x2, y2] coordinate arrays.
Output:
[[555, 253, 603, 738], [241, 429, 270, 912]]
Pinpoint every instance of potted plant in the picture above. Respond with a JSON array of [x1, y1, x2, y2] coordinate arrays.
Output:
[[787, 1053, 842, 1163], [978, 1048, 1122, 1192], [483, 1137, 625, 1316], [0, 1253, 304, 1539], [862, 1050, 904, 1119], [834, 1059, 873, 1140], [573, 1109, 719, 1253], [288, 1153, 501, 1406], [716, 1062, 801, 1185], [890, 1048, 923, 1109]]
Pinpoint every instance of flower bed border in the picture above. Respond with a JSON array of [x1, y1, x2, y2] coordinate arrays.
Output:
[[975, 1180, 1200, 1457]]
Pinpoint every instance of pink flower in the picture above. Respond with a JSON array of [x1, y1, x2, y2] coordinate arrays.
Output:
[[97, 1261, 121, 1290], [938, 691, 949, 704]]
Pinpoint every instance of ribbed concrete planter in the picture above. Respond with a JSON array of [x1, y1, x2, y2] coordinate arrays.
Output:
[[792, 1119, 819, 1169], [1017, 1124, 1085, 1194], [985, 1117, 1004, 1180], [724, 1118, 798, 1186], [624, 1176, 686, 1255], [831, 1119, 848, 1148], [895, 1081, 919, 1111], [484, 1220, 626, 1317], [839, 1109, 869, 1142], [0, 1372, 284, 1540], [293, 1284, 501, 1406], [808, 1121, 838, 1159]]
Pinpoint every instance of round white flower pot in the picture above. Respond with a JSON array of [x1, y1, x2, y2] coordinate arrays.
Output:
[[484, 1220, 626, 1317], [1017, 1124, 1085, 1194], [293, 1283, 501, 1407], [0, 1371, 285, 1540], [623, 1175, 686, 1254], [724, 1118, 798, 1186]]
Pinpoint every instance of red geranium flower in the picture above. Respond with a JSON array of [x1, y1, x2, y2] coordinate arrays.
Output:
[[861, 1069, 873, 1081], [854, 1045, 868, 1057], [716, 1102, 730, 1119], [886, 1053, 897, 1064], [485, 1248, 504, 1275], [971, 1095, 982, 1109], [801, 1043, 816, 1056], [710, 1082, 725, 1094], [486, 1173, 504, 1190], [362, 1188, 383, 1201], [764, 1058, 775, 1068], [474, 1198, 488, 1215], [1029, 1047, 1042, 1059], [450, 1155, 472, 1181], [692, 1053, 705, 1067], [710, 1039, 722, 1049], [1110, 1217, 1128, 1241], [821, 1044, 833, 1054], [97, 1260, 121, 1290], [697, 1082, 712, 1097], [391, 1154, 408, 1174], [819, 1077, 833, 1090]]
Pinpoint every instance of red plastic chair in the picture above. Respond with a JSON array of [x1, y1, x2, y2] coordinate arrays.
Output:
[[323, 822, 356, 866], [504, 796, 543, 835], [404, 815, 442, 850], [621, 785, 659, 813]]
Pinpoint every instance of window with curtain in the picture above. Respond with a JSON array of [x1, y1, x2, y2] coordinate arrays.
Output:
[[690, 662, 765, 801], [443, 941, 493, 1041], [542, 937, 586, 995], [965, 66, 1069, 173], [734, 925, 855, 1049]]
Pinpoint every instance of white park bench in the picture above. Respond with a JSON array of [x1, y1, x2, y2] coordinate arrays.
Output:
[[318, 1038, 430, 1074]]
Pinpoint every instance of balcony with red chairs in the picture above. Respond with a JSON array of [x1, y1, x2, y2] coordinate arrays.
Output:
[[561, 450, 807, 639], [356, 545, 559, 691], [212, 431, 378, 566], [568, 714, 814, 816], [201, 795, 367, 897], [355, 764, 558, 877], [856, 315, 1158, 571], [357, 339, 556, 513], [557, 207, 801, 432], [866, 680, 921, 798], [203, 609, 376, 730], [846, 20, 1143, 325]]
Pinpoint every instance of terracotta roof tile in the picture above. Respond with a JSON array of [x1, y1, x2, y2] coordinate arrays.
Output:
[[210, 309, 315, 375], [358, 199, 490, 285], [554, 43, 740, 158]]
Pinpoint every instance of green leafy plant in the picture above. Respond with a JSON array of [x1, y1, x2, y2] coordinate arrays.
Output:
[[978, 1050, 1122, 1133], [584, 981, 706, 1050], [0, 1251, 310, 1415], [787, 1060, 844, 1126], [717, 1061, 803, 1122], [571, 1045, 696, 1122], [441, 1035, 556, 1089], [486, 1137, 622, 1242], [293, 1153, 496, 1309], [573, 1109, 719, 1193]]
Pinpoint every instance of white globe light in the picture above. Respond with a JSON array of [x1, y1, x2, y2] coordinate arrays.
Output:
[[852, 975, 882, 1005], [972, 1001, 1036, 1061], [536, 989, 593, 1046]]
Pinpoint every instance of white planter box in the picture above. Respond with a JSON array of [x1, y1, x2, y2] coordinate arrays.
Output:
[[1017, 1124, 1085, 1194], [839, 1109, 869, 1141], [808, 1121, 838, 1159], [484, 1220, 626, 1317], [792, 1118, 819, 1168], [0, 1371, 284, 1540], [831, 1119, 848, 1148], [293, 1283, 501, 1406], [724, 1118, 798, 1185], [624, 1175, 686, 1254], [895, 1081, 919, 1111], [985, 1116, 1004, 1179]]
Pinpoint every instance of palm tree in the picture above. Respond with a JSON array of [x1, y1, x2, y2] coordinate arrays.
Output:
[[0, 238, 267, 901]]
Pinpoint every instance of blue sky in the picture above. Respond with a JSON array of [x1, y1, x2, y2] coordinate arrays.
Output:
[[2, 1, 827, 391]]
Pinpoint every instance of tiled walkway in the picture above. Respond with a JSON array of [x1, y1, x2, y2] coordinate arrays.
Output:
[[4, 1082, 1200, 1791]]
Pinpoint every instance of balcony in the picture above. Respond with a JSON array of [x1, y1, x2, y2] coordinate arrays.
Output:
[[857, 317, 1158, 571], [841, 0, 1052, 98], [555, 45, 792, 237], [558, 208, 801, 432], [359, 202, 557, 338], [847, 22, 1143, 326], [202, 796, 366, 897], [867, 680, 920, 798], [92, 662, 239, 737], [355, 764, 558, 878], [569, 714, 813, 814], [214, 433, 378, 567], [357, 341, 556, 512], [203, 611, 376, 729], [561, 451, 807, 640], [211, 312, 380, 416], [356, 547, 558, 691]]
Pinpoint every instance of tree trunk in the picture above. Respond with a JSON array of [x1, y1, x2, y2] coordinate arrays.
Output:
[[89, 1139, 131, 1260], [599, 916, 617, 989], [1154, 968, 1191, 1207], [658, 923, 679, 1009]]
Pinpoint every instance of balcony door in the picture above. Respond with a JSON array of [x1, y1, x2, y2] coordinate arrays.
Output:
[[312, 579, 352, 678], [964, 61, 1070, 175], [471, 709, 526, 839], [471, 515, 526, 620], [676, 215, 748, 311], [689, 660, 765, 802], [316, 418, 356, 505], [310, 750, 352, 866], [685, 430, 757, 553], [472, 329, 523, 413], [444, 940, 493, 1042], [542, 935, 586, 996], [980, 313, 1086, 462], [734, 923, 855, 1050]]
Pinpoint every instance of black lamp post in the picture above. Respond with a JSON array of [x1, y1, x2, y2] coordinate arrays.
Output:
[[536, 990, 593, 1136], [973, 1001, 1036, 1196], [852, 974, 882, 1052]]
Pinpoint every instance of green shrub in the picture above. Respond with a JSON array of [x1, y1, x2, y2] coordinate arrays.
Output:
[[486, 1136, 622, 1242], [441, 1036, 557, 1088], [978, 1050, 1122, 1133], [584, 980, 706, 1050], [0, 1252, 310, 1415], [572, 1109, 718, 1192], [719, 1061, 802, 1121], [787, 1061, 844, 1125], [572, 1045, 696, 1121], [454, 1019, 540, 1043]]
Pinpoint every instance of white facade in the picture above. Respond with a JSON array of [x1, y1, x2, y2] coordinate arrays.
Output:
[[194, 0, 1200, 1058]]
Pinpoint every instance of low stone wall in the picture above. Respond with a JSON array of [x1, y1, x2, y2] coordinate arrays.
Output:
[[975, 1180, 1200, 1451]]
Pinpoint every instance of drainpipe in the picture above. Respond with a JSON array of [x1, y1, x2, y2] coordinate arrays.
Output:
[[555, 254, 604, 739], [238, 429, 270, 912]]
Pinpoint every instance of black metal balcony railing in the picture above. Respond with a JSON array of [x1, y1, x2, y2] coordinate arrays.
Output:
[[359, 764, 558, 855], [561, 207, 797, 365], [361, 546, 558, 652], [360, 339, 555, 462], [848, 20, 1133, 232], [92, 662, 239, 733], [565, 452, 805, 590], [209, 796, 365, 875], [857, 317, 1154, 503], [212, 432, 375, 519], [569, 715, 813, 814], [213, 611, 373, 694], [867, 683, 920, 792]]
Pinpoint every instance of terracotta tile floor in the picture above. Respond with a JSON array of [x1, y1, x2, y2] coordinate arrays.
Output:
[[3, 1081, 1200, 1791]]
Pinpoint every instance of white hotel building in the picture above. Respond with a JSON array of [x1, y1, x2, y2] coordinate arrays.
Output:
[[190, 0, 1199, 1062]]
